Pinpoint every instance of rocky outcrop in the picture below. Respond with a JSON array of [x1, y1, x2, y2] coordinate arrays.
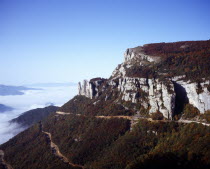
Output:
[[173, 80, 210, 113], [148, 79, 175, 119], [78, 45, 210, 119], [78, 78, 107, 99], [124, 47, 161, 63], [111, 47, 161, 79], [78, 80, 92, 98], [78, 76, 175, 119], [112, 77, 175, 119]]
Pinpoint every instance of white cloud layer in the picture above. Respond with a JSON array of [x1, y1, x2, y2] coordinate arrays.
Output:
[[0, 84, 77, 144]]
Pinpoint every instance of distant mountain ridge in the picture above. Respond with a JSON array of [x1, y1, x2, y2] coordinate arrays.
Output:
[[10, 106, 59, 127], [0, 85, 39, 96], [27, 82, 77, 87], [0, 104, 13, 113]]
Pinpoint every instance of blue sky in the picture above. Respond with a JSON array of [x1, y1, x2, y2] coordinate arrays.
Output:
[[0, 0, 210, 85]]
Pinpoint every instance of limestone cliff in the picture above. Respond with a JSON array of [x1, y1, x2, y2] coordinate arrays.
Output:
[[78, 78, 107, 99], [173, 78, 210, 113], [78, 41, 210, 119]]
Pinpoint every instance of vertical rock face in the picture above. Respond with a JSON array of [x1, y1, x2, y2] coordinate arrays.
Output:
[[124, 48, 135, 62], [147, 79, 175, 119], [78, 44, 210, 119], [174, 80, 210, 113], [115, 77, 175, 119], [78, 80, 92, 98], [78, 78, 107, 99], [78, 77, 175, 119]]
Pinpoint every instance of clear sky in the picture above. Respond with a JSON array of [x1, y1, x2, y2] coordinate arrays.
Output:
[[0, 0, 210, 85]]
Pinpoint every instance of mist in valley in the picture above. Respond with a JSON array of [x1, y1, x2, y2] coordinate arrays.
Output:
[[0, 83, 77, 144]]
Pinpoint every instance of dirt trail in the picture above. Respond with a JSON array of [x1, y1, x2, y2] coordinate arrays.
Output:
[[56, 111, 210, 126], [178, 119, 210, 126], [56, 111, 72, 115], [56, 112, 132, 120], [42, 131, 84, 169], [95, 115, 132, 120], [0, 150, 13, 169]]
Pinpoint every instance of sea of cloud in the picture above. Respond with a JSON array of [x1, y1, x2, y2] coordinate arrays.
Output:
[[0, 84, 77, 144]]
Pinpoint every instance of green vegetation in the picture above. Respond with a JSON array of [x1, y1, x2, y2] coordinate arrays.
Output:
[[151, 112, 164, 120], [126, 40, 210, 82], [0, 124, 78, 169], [1, 115, 209, 169], [11, 106, 58, 127], [126, 65, 156, 79], [59, 95, 134, 116], [59, 95, 92, 114], [43, 114, 130, 166], [0, 114, 130, 169], [90, 120, 210, 169], [183, 104, 200, 119], [200, 110, 210, 123]]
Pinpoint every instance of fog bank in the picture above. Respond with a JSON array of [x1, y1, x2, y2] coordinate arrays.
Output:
[[0, 84, 77, 144]]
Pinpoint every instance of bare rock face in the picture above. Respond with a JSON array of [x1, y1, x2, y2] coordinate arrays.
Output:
[[78, 45, 210, 119], [78, 76, 175, 119], [124, 46, 161, 63], [148, 79, 175, 119], [114, 77, 175, 119], [174, 80, 210, 113], [111, 46, 161, 79], [78, 78, 107, 99], [78, 80, 92, 98]]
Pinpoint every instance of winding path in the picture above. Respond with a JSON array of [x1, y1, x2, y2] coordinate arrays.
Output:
[[178, 119, 210, 126], [0, 150, 13, 169], [56, 111, 210, 126], [42, 130, 84, 169], [56, 111, 132, 119]]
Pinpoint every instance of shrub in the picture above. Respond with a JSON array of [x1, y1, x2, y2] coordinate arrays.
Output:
[[139, 107, 150, 117], [151, 112, 164, 120], [183, 104, 200, 119], [202, 110, 210, 123]]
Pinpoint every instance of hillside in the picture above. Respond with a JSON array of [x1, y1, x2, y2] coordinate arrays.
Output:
[[0, 85, 38, 96], [133, 40, 210, 81], [74, 40, 210, 121], [0, 40, 210, 169], [1, 110, 209, 169], [10, 106, 59, 127]]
